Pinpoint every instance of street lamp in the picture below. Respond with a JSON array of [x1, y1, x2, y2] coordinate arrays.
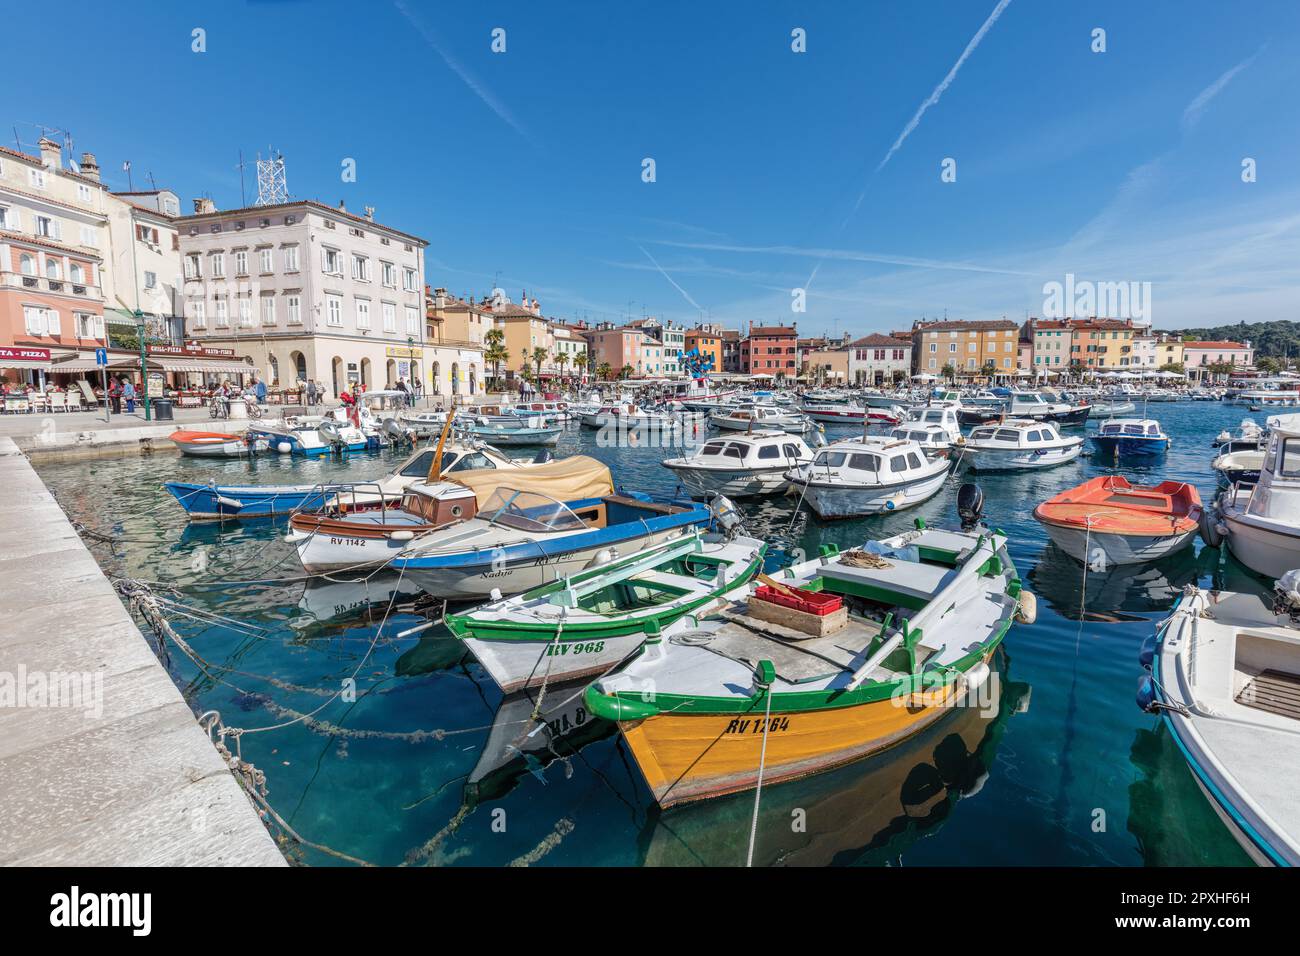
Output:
[[136, 308, 151, 421]]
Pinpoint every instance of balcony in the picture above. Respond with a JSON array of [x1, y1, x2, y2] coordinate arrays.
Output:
[[2, 271, 102, 299]]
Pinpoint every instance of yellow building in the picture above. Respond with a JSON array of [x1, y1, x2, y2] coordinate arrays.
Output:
[[1154, 335, 1185, 368], [913, 319, 1020, 377], [1069, 319, 1134, 369], [802, 347, 850, 383]]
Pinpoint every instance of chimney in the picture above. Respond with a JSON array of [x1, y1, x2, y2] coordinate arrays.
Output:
[[193, 197, 216, 214], [338, 200, 346, 213], [363, 205, 374, 222], [79, 152, 101, 182], [434, 287, 447, 309], [37, 136, 61, 169]]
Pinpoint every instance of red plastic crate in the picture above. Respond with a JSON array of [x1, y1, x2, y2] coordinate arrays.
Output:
[[753, 585, 843, 616]]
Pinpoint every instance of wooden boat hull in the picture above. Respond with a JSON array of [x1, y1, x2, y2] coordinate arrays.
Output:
[[614, 666, 980, 807], [1038, 520, 1195, 566]]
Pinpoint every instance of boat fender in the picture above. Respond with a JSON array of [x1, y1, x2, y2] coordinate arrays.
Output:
[[1135, 674, 1157, 713], [1138, 633, 1156, 669], [584, 548, 616, 569], [277, 441, 293, 454], [389, 530, 415, 542], [1198, 506, 1224, 548], [1014, 590, 1037, 625], [962, 661, 992, 696], [489, 587, 503, 602], [317, 420, 343, 444], [215, 494, 244, 512]]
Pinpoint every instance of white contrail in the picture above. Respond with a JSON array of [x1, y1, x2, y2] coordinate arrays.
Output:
[[876, 0, 1013, 173], [637, 244, 703, 311], [393, 0, 533, 143], [1182, 47, 1264, 131]]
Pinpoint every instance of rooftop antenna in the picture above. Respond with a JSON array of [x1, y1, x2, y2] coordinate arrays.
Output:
[[236, 150, 247, 206], [254, 149, 288, 206]]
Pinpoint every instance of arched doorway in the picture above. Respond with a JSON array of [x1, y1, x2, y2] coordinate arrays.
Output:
[[409, 361, 420, 390], [451, 362, 460, 395], [291, 351, 307, 385], [332, 356, 343, 397], [360, 357, 371, 389], [385, 359, 397, 387], [267, 354, 280, 387], [431, 361, 441, 394], [469, 364, 477, 395]]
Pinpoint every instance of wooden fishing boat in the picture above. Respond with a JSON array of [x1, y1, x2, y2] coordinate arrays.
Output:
[[1032, 475, 1201, 566], [445, 529, 765, 692], [168, 429, 260, 458], [585, 498, 1029, 807], [1138, 577, 1300, 865]]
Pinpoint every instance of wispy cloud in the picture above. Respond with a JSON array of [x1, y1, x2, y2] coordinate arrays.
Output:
[[654, 238, 1033, 277], [393, 1, 534, 144], [875, 0, 1014, 173], [637, 244, 703, 311], [1182, 46, 1265, 131]]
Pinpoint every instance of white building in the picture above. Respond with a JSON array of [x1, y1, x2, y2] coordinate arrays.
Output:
[[848, 334, 912, 385], [179, 199, 427, 396]]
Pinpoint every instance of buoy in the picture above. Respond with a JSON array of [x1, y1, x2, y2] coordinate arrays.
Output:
[[1015, 589, 1038, 624], [1198, 506, 1224, 548], [277, 441, 292, 454], [1135, 674, 1156, 713], [1138, 633, 1156, 669]]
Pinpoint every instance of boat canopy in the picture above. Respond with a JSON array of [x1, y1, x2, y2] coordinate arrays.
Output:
[[1267, 413, 1300, 439], [480, 489, 590, 534], [449, 455, 613, 505]]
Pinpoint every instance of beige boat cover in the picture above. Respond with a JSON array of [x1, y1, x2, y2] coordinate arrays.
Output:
[[449, 455, 614, 506]]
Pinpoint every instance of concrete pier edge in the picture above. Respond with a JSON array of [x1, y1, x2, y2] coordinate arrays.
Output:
[[0, 435, 286, 866]]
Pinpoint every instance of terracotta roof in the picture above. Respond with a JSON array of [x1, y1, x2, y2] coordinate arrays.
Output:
[[850, 334, 911, 348], [916, 319, 1018, 332], [1183, 340, 1250, 349], [747, 326, 797, 337], [0, 144, 108, 188]]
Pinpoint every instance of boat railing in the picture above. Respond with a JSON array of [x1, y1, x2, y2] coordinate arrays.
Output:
[[289, 480, 394, 520], [1227, 479, 1257, 511]]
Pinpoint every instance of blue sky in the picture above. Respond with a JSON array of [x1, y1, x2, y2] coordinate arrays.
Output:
[[4, 0, 1299, 335]]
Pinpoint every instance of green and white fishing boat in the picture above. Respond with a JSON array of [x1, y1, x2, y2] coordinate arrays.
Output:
[[585, 486, 1034, 807], [445, 529, 766, 693]]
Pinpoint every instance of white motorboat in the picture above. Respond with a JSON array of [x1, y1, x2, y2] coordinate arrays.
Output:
[[1138, 576, 1300, 865], [710, 403, 812, 434], [248, 409, 369, 456], [1209, 413, 1300, 577], [901, 404, 962, 444], [785, 436, 951, 518], [580, 401, 686, 430], [960, 419, 1083, 471], [662, 430, 814, 498], [888, 422, 954, 459]]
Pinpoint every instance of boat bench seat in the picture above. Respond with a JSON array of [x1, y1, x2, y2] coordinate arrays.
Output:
[[821, 559, 955, 608], [601, 494, 691, 516]]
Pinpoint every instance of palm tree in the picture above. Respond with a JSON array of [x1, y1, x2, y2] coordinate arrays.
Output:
[[1067, 359, 1088, 382], [596, 361, 613, 382], [531, 346, 549, 381], [483, 328, 508, 388], [574, 351, 588, 382], [980, 360, 996, 382], [555, 350, 570, 383], [619, 364, 634, 381], [941, 361, 956, 385]]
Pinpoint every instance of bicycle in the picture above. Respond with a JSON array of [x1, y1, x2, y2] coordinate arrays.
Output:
[[209, 397, 229, 420]]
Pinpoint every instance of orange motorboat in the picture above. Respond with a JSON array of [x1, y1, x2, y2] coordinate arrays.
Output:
[[1032, 475, 1201, 566]]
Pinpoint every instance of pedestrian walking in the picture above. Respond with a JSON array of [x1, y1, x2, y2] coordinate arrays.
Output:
[[122, 378, 137, 414]]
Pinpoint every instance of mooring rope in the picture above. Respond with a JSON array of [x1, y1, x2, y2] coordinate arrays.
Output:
[[745, 683, 775, 868]]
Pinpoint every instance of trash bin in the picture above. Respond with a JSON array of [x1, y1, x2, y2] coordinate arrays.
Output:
[[152, 398, 174, 421]]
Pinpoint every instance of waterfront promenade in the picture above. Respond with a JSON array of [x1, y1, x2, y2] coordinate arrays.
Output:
[[0, 435, 285, 865]]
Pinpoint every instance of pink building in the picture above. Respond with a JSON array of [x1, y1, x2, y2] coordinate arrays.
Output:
[[583, 326, 644, 379]]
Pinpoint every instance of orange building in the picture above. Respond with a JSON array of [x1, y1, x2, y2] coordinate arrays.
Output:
[[684, 327, 722, 374]]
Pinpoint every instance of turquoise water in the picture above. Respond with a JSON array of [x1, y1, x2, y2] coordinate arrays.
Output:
[[35, 402, 1266, 866]]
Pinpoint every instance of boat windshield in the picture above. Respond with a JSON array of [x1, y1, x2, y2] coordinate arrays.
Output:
[[480, 489, 588, 533]]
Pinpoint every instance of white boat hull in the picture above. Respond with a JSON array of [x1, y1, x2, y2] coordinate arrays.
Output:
[[466, 631, 649, 694], [1221, 509, 1300, 578], [664, 464, 791, 498], [1039, 522, 1195, 566], [962, 443, 1081, 471], [797, 469, 948, 519], [173, 439, 250, 458]]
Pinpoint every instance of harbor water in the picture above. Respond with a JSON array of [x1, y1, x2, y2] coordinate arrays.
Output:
[[34, 401, 1267, 866]]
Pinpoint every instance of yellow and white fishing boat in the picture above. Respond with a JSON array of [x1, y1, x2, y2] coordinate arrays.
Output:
[[585, 487, 1032, 807]]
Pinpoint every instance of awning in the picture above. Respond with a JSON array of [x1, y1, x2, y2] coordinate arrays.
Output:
[[156, 358, 257, 374], [2, 358, 52, 370], [50, 357, 164, 372]]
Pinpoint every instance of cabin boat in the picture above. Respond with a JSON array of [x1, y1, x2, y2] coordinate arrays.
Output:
[[163, 442, 535, 520], [1210, 414, 1300, 578], [1091, 400, 1137, 416], [1210, 419, 1267, 485], [168, 429, 264, 458], [960, 419, 1083, 471], [584, 512, 1027, 807], [1138, 578, 1300, 865], [505, 399, 572, 424], [958, 391, 1090, 427], [887, 423, 953, 459], [1033, 475, 1201, 565], [901, 405, 962, 445], [1090, 418, 1170, 458], [799, 402, 901, 426], [785, 436, 951, 518], [1233, 386, 1300, 408], [711, 403, 812, 434], [444, 530, 766, 692], [662, 430, 814, 498]]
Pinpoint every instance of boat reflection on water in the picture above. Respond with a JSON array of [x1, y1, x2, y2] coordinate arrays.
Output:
[[296, 572, 427, 628], [464, 679, 614, 807], [1126, 722, 1253, 866], [1027, 542, 1209, 623], [638, 652, 1029, 866]]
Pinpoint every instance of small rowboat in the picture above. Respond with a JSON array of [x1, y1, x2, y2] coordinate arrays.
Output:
[[1032, 475, 1201, 566], [444, 530, 765, 693], [168, 429, 259, 458]]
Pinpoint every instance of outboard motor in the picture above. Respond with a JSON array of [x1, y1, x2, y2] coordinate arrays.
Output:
[[382, 417, 407, 445], [706, 493, 744, 539], [532, 448, 554, 464], [956, 483, 984, 531], [1273, 569, 1300, 622]]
